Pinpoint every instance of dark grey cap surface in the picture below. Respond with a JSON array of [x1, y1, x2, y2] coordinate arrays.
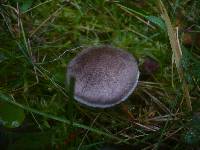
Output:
[[67, 46, 139, 108]]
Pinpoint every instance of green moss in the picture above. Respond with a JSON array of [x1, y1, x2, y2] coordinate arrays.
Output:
[[0, 0, 200, 149]]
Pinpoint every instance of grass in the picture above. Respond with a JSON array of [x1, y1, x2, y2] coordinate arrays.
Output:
[[0, 0, 200, 149]]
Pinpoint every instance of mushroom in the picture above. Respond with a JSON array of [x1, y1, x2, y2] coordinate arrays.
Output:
[[67, 45, 139, 108]]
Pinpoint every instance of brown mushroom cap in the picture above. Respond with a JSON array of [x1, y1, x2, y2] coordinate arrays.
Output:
[[67, 46, 139, 108]]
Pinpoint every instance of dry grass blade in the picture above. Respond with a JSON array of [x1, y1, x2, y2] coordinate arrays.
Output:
[[30, 7, 63, 37], [78, 113, 101, 150], [158, 0, 192, 111], [115, 3, 155, 29], [22, 0, 53, 14], [143, 89, 171, 114]]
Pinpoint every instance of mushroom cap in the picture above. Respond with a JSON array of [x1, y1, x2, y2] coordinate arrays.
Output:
[[67, 46, 139, 108]]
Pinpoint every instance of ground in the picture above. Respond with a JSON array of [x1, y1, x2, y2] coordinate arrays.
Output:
[[0, 0, 200, 149]]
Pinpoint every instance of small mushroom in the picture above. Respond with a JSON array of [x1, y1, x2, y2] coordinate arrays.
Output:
[[67, 45, 139, 108]]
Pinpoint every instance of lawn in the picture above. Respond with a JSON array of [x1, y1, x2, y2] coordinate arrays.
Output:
[[0, 0, 200, 149]]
